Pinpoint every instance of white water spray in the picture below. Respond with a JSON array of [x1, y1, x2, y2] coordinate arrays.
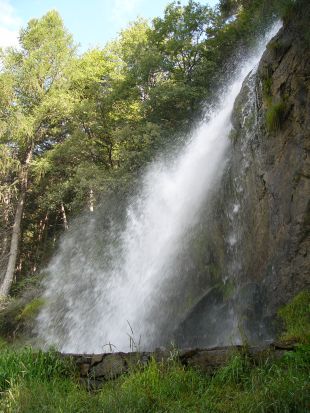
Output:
[[37, 24, 281, 353]]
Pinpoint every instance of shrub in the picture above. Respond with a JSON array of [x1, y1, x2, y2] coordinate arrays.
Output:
[[10, 274, 42, 297]]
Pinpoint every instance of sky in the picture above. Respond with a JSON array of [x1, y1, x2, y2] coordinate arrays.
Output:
[[0, 0, 218, 51]]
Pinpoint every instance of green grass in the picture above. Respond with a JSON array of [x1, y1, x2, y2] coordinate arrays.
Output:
[[0, 291, 309, 412], [0, 344, 309, 413], [262, 75, 273, 103], [266, 101, 286, 131], [0, 346, 74, 392]]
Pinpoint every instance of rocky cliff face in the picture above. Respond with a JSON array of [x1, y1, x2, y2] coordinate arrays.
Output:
[[175, 9, 310, 347], [234, 14, 309, 332]]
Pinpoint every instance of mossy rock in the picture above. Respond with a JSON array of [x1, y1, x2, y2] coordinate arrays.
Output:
[[278, 290, 310, 344], [0, 294, 43, 342], [222, 280, 236, 301], [17, 298, 44, 321], [262, 76, 272, 103]]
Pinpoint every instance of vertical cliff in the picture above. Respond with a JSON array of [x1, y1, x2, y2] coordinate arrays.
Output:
[[176, 5, 310, 347], [234, 7, 309, 330]]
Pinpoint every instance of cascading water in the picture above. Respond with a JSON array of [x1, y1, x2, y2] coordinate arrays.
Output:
[[37, 23, 281, 353]]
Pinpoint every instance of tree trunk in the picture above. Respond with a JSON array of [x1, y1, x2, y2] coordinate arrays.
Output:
[[89, 189, 94, 212], [0, 148, 32, 297], [61, 203, 69, 230], [0, 192, 11, 282]]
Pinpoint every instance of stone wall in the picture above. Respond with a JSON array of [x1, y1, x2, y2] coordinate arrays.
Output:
[[64, 341, 296, 389]]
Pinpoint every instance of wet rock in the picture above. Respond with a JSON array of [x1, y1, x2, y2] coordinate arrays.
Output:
[[174, 8, 310, 346], [91, 353, 126, 379], [65, 341, 297, 388], [79, 363, 90, 377]]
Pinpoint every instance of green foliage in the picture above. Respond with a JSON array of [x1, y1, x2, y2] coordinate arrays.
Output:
[[278, 290, 310, 343], [266, 101, 286, 131], [0, 347, 74, 392], [275, 0, 310, 45], [0, 336, 8, 349], [262, 75, 273, 102], [0, 283, 43, 340], [0, 378, 102, 413], [219, 0, 240, 18], [10, 274, 43, 298], [1, 0, 307, 296], [212, 352, 251, 385], [98, 358, 206, 412], [277, 0, 299, 23], [0, 345, 309, 412], [0, 10, 77, 296], [17, 298, 44, 321], [211, 345, 310, 413], [0, 297, 25, 338]]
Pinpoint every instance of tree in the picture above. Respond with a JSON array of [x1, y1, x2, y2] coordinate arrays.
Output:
[[141, 1, 218, 126], [0, 0, 286, 293], [151, 1, 216, 81], [0, 10, 75, 296]]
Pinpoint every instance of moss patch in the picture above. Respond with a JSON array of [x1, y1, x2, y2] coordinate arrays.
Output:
[[17, 298, 44, 321], [278, 290, 310, 343], [262, 75, 273, 104]]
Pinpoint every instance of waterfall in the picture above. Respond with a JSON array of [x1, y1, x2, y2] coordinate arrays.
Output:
[[37, 23, 281, 353]]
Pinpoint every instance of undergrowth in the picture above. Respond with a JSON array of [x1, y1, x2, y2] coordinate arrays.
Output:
[[0, 345, 309, 412], [0, 291, 309, 412], [0, 275, 44, 343], [16, 298, 44, 321]]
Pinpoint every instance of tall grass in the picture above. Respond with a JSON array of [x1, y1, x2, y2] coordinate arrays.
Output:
[[0, 347, 74, 392], [0, 344, 308, 413], [266, 101, 286, 131], [0, 291, 309, 412]]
